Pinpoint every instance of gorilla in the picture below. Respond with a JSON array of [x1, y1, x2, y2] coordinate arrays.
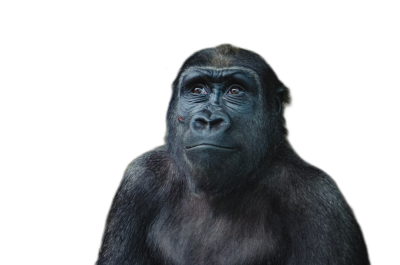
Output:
[[96, 45, 369, 264]]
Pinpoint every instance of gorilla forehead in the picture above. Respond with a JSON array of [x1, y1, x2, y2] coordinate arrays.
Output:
[[174, 45, 284, 102]]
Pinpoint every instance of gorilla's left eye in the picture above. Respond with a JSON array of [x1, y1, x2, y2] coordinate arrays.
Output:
[[191, 85, 207, 94], [228, 86, 243, 95]]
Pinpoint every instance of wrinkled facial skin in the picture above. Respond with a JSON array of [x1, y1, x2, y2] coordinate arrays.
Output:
[[178, 67, 261, 147], [171, 66, 274, 193]]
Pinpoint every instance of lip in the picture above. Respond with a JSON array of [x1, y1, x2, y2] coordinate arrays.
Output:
[[186, 143, 235, 150]]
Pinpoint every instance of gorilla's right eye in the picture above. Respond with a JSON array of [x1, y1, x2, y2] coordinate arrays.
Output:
[[191, 86, 207, 94]]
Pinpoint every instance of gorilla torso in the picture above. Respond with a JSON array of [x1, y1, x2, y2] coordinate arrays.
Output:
[[144, 149, 284, 265], [128, 147, 345, 265]]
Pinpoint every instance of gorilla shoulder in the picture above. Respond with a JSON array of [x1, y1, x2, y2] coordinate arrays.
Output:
[[267, 153, 344, 210], [119, 146, 179, 198]]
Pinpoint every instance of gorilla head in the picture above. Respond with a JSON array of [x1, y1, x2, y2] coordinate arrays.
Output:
[[166, 44, 290, 194]]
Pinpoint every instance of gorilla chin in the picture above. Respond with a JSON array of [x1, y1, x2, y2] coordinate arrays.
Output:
[[185, 144, 243, 192]]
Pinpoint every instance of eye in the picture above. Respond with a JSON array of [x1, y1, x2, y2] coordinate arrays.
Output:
[[191, 85, 207, 94], [228, 86, 243, 95]]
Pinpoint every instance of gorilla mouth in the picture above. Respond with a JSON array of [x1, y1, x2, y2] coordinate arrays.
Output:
[[186, 144, 235, 150]]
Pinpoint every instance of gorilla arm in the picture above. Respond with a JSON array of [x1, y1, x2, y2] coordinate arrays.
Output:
[[96, 151, 161, 265], [285, 169, 369, 264]]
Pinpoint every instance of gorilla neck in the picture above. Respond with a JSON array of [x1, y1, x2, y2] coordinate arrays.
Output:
[[182, 154, 275, 197]]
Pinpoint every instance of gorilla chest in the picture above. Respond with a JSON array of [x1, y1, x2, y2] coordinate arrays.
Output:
[[149, 202, 282, 265]]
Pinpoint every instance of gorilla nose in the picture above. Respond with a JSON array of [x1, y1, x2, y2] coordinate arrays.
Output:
[[190, 113, 231, 135]]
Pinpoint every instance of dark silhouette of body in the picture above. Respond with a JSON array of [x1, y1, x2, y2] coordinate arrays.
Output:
[[97, 45, 369, 265]]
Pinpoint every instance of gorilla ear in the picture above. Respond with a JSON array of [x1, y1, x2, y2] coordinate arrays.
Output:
[[276, 86, 285, 115], [276, 97, 282, 114], [276, 85, 291, 114]]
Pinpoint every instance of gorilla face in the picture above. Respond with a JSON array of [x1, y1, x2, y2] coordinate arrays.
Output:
[[166, 45, 289, 194], [172, 66, 273, 192], [179, 67, 260, 152]]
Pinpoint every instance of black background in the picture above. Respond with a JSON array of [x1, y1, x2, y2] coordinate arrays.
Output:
[[19, 7, 395, 264]]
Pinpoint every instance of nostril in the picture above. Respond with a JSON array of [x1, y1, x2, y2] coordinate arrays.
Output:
[[209, 118, 225, 128], [194, 118, 208, 129]]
